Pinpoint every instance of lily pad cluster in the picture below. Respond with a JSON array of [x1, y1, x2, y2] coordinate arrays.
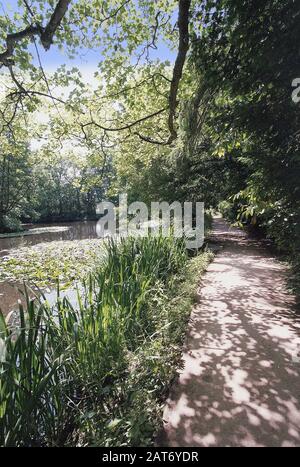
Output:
[[0, 239, 106, 288]]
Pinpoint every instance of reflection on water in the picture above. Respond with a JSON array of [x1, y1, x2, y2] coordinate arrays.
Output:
[[0, 282, 29, 317], [1, 281, 81, 322], [0, 221, 99, 255], [0, 221, 99, 317]]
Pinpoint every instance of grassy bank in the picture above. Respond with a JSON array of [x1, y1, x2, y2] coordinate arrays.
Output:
[[0, 235, 213, 446]]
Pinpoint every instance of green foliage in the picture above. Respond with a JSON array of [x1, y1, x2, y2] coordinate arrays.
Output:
[[31, 149, 112, 223], [180, 0, 300, 280], [0, 215, 23, 234], [218, 201, 237, 224], [0, 138, 33, 233], [1, 0, 299, 444], [0, 299, 67, 446], [0, 235, 212, 446]]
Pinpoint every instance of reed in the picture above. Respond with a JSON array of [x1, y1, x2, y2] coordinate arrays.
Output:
[[0, 234, 187, 446]]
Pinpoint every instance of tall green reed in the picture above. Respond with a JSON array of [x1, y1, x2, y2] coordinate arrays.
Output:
[[0, 234, 187, 446], [0, 295, 67, 446]]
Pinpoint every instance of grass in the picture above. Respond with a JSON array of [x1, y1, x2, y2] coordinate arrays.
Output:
[[0, 235, 213, 446], [88, 248, 214, 447]]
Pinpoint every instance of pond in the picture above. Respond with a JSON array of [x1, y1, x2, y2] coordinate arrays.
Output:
[[0, 221, 100, 318], [0, 221, 99, 256]]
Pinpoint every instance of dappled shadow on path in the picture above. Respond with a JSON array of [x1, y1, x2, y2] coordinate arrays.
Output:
[[158, 217, 300, 447]]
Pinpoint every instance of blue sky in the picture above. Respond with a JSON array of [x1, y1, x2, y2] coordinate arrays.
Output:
[[1, 0, 176, 72]]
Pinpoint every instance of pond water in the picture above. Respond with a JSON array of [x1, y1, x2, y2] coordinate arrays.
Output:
[[0, 221, 99, 256], [0, 221, 99, 318]]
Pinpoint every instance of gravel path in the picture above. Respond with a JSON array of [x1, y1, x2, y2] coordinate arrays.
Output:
[[159, 216, 300, 447]]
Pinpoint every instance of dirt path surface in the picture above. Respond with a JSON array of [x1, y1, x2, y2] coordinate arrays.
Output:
[[159, 216, 300, 447]]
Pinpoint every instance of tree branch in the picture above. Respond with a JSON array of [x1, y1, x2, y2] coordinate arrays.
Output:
[[41, 0, 72, 50], [9, 89, 68, 106], [81, 107, 167, 133], [1, 0, 191, 147], [167, 0, 191, 144], [0, 0, 71, 66], [136, 0, 191, 146], [0, 25, 42, 66], [134, 132, 170, 145]]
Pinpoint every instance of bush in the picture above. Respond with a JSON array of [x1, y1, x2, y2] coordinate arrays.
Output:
[[218, 200, 238, 223], [0, 215, 23, 234]]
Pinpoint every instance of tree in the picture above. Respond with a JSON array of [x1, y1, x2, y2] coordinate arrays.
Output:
[[0, 0, 195, 145], [183, 0, 300, 255], [0, 135, 33, 232]]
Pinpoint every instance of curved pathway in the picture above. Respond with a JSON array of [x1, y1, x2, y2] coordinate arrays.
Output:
[[159, 217, 300, 447]]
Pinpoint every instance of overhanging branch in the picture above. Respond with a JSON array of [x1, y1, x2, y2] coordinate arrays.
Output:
[[0, 0, 71, 66], [1, 0, 191, 147], [81, 107, 168, 133], [41, 0, 72, 50], [167, 0, 191, 144], [130, 0, 191, 146]]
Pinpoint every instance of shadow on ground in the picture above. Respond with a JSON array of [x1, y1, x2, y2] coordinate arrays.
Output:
[[158, 217, 300, 447]]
